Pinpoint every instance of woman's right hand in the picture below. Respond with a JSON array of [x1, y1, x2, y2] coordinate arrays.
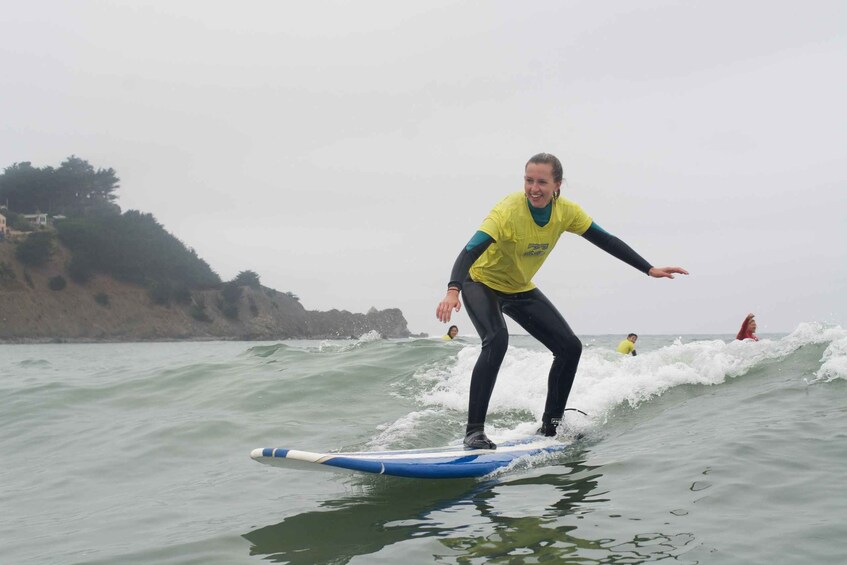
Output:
[[436, 289, 462, 323]]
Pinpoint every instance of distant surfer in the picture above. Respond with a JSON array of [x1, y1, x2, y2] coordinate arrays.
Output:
[[616, 333, 638, 356], [736, 313, 759, 341], [435, 152, 688, 450], [442, 325, 459, 340]]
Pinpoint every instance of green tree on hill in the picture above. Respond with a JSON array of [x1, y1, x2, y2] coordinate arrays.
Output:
[[0, 156, 119, 216], [55, 211, 221, 289], [234, 270, 261, 289], [1, 156, 287, 304]]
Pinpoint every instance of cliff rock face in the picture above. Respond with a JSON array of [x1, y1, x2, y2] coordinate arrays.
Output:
[[0, 242, 411, 342]]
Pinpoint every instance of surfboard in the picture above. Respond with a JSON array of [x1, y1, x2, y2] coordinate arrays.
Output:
[[250, 437, 573, 479]]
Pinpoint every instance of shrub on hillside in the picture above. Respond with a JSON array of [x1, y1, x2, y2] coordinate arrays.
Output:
[[190, 303, 212, 322], [15, 232, 53, 266], [67, 253, 95, 284], [0, 261, 15, 283], [48, 275, 67, 291], [221, 280, 242, 303], [172, 284, 192, 305], [149, 281, 172, 306], [94, 292, 110, 306], [220, 301, 239, 320]]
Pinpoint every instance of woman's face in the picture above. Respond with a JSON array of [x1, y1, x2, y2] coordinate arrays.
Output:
[[448, 327, 458, 338], [749, 319, 757, 332], [524, 162, 561, 208]]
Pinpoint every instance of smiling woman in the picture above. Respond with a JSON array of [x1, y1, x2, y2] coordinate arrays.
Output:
[[435, 152, 688, 450]]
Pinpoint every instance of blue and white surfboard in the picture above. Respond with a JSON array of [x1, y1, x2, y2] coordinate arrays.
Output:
[[250, 437, 572, 479]]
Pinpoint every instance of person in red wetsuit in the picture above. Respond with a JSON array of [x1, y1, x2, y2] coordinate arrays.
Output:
[[736, 313, 759, 341]]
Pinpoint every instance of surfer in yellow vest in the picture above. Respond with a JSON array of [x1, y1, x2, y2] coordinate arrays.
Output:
[[436, 152, 688, 450], [442, 325, 459, 340], [616, 333, 638, 356]]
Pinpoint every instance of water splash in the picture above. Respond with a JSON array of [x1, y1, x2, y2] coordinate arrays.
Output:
[[409, 322, 846, 439], [814, 333, 847, 382]]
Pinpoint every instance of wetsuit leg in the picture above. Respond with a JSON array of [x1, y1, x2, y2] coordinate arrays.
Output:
[[501, 288, 582, 426], [461, 280, 509, 431]]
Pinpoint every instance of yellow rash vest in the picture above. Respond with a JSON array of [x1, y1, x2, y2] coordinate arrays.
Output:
[[469, 192, 593, 293]]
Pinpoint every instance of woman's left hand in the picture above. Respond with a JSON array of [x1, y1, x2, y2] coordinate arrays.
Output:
[[648, 266, 689, 279]]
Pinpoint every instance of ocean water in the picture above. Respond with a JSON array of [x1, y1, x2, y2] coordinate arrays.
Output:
[[1, 323, 846, 565]]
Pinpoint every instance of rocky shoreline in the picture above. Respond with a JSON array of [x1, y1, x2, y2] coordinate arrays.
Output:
[[0, 242, 413, 342]]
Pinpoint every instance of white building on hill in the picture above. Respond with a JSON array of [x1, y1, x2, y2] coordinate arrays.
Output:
[[23, 213, 48, 227]]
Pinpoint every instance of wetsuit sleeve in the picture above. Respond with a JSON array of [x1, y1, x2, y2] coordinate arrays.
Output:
[[581, 222, 653, 275], [447, 231, 494, 290], [736, 317, 750, 341]]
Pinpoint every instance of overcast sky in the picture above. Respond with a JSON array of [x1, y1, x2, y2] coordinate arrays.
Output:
[[2, 1, 845, 336]]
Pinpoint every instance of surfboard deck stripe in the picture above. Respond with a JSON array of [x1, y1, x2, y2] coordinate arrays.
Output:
[[250, 437, 572, 479]]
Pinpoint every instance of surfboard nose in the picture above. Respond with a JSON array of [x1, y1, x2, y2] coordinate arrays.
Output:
[[250, 448, 266, 460]]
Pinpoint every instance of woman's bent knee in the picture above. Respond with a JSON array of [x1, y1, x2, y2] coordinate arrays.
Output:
[[553, 335, 582, 359], [482, 327, 509, 356]]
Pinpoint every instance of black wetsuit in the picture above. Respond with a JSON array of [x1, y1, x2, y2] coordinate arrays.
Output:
[[449, 221, 652, 438]]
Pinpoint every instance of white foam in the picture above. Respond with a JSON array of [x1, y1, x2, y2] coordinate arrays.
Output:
[[413, 322, 846, 434], [357, 330, 383, 342], [815, 332, 847, 382], [368, 409, 443, 449]]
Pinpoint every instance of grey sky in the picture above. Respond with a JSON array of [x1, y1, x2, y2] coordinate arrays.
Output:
[[2, 1, 845, 336]]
